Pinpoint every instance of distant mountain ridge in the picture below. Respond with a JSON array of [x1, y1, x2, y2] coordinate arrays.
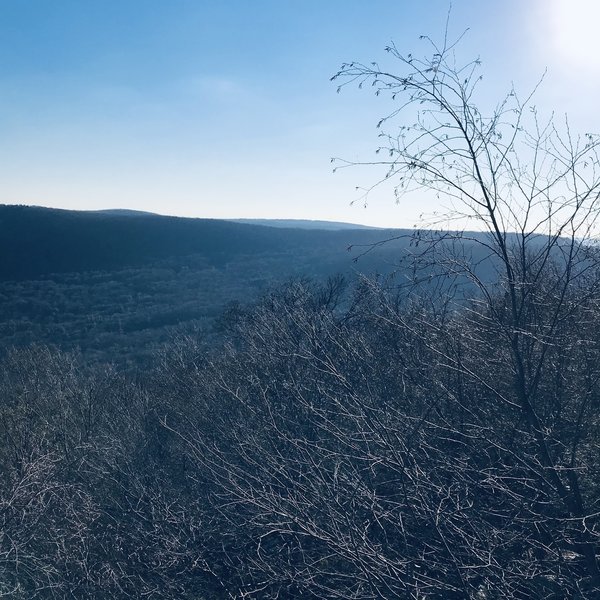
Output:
[[0, 205, 407, 281], [93, 208, 160, 217], [91, 212, 378, 230], [92, 211, 378, 230], [230, 218, 379, 230]]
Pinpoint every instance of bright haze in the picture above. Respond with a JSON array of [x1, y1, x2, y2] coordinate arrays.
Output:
[[0, 0, 597, 228]]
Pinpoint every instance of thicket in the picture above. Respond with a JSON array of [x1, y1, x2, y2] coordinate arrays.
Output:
[[1, 272, 600, 598]]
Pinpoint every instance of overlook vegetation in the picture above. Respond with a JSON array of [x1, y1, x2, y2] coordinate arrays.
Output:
[[2, 274, 600, 598]]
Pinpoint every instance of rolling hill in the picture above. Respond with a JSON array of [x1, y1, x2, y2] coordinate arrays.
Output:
[[0, 205, 507, 366], [0, 205, 429, 365], [0, 205, 400, 281]]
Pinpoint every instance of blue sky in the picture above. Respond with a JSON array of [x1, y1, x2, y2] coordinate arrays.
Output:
[[0, 0, 598, 227]]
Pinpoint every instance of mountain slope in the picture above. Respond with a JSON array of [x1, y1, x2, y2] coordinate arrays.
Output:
[[0, 205, 507, 365], [0, 205, 403, 281]]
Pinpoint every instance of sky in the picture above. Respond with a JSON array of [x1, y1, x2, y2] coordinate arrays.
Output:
[[0, 0, 598, 228]]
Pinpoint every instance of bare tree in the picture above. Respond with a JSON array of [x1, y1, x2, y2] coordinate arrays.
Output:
[[329, 25, 600, 596]]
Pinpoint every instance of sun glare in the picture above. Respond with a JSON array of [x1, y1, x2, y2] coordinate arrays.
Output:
[[550, 0, 600, 71]]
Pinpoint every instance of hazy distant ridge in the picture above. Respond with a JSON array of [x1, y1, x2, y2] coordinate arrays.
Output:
[[230, 218, 379, 230]]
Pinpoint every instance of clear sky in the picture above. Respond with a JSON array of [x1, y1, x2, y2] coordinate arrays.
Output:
[[0, 0, 598, 227]]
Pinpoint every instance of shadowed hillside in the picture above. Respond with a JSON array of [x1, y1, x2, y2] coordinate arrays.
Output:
[[0, 205, 427, 364], [0, 205, 396, 281]]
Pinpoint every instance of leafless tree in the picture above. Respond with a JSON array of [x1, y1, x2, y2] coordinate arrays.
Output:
[[329, 24, 600, 597]]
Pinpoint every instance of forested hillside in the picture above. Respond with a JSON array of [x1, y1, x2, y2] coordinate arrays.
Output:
[[0, 205, 389, 281], [3, 272, 600, 598], [1, 205, 485, 365]]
